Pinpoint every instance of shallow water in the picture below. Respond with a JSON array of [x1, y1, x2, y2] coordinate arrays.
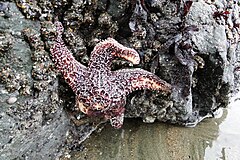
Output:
[[71, 94, 240, 160], [204, 93, 240, 160]]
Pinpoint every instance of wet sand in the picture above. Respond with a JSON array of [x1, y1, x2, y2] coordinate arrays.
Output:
[[71, 93, 240, 160]]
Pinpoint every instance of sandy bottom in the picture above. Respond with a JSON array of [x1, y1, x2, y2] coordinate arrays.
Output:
[[71, 94, 240, 160]]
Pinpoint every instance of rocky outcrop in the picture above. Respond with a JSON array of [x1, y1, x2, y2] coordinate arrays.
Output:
[[126, 0, 237, 126]]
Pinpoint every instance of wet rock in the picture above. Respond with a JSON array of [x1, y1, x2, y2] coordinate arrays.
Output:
[[0, 2, 97, 159], [15, 0, 237, 128], [6, 96, 17, 104], [125, 0, 237, 127]]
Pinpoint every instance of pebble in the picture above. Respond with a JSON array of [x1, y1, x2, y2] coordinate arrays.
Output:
[[7, 96, 17, 104]]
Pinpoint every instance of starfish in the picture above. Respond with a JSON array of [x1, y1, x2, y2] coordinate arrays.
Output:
[[50, 21, 172, 129]]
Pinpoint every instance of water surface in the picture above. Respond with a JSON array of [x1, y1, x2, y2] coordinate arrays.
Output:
[[72, 94, 240, 160]]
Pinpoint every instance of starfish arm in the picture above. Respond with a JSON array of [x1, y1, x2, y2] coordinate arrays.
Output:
[[104, 106, 125, 129], [114, 68, 172, 94], [88, 38, 140, 70], [110, 112, 124, 129], [50, 21, 87, 93]]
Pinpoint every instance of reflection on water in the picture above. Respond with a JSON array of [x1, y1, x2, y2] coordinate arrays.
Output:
[[204, 93, 240, 160], [71, 94, 240, 160]]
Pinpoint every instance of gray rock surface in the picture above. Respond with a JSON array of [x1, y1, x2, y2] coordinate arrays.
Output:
[[0, 2, 69, 159], [0, 0, 239, 159], [0, 2, 97, 159], [125, 0, 237, 126]]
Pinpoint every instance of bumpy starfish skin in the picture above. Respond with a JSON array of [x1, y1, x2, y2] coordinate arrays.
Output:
[[50, 21, 172, 128]]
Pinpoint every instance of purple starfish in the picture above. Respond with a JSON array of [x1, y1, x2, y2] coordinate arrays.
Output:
[[50, 21, 172, 128]]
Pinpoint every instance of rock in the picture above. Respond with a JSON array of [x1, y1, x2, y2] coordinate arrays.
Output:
[[125, 0, 237, 127], [6, 96, 17, 104], [0, 2, 97, 159], [143, 116, 156, 123]]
